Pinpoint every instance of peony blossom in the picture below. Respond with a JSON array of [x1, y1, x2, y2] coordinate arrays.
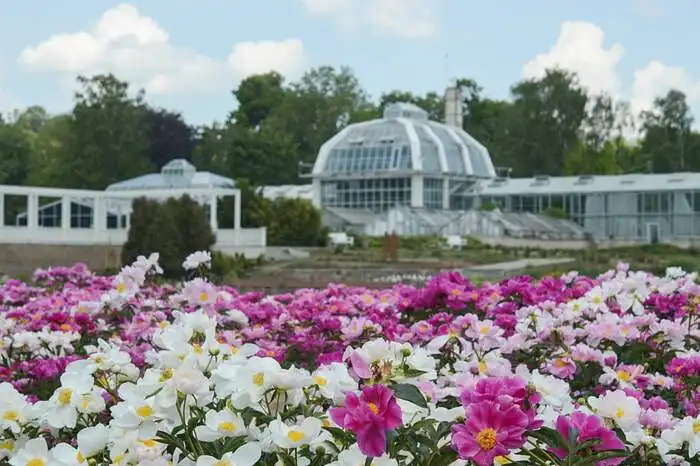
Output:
[[330, 384, 402, 457], [451, 400, 529, 466]]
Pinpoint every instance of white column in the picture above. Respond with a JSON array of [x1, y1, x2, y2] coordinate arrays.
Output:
[[27, 193, 38, 231], [410, 175, 424, 208], [209, 195, 218, 231], [442, 178, 450, 210], [61, 196, 71, 230], [93, 195, 106, 235], [311, 179, 322, 208], [0, 193, 4, 227], [234, 191, 241, 230]]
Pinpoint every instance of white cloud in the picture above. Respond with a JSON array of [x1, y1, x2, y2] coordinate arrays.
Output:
[[522, 20, 700, 116], [301, 0, 438, 38], [522, 21, 624, 96], [228, 40, 306, 78], [18, 4, 307, 96], [632, 61, 700, 114]]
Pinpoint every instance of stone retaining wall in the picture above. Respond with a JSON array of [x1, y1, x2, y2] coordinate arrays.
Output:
[[0, 244, 122, 277]]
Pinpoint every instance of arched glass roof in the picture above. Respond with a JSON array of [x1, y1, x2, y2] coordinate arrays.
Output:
[[106, 159, 235, 191], [312, 102, 496, 178]]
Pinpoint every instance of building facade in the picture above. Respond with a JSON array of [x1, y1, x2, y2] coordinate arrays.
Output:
[[0, 160, 267, 257], [309, 102, 496, 212], [469, 173, 700, 243]]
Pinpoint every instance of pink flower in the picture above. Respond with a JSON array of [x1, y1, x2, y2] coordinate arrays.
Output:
[[451, 400, 528, 466], [460, 376, 542, 430], [329, 384, 402, 457], [552, 412, 626, 466]]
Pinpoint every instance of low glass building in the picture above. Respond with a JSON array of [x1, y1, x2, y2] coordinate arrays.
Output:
[[471, 173, 700, 242], [310, 102, 496, 211], [305, 92, 700, 243]]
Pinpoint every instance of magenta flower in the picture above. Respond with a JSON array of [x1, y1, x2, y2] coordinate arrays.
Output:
[[451, 400, 528, 466], [552, 412, 625, 466], [460, 376, 542, 430], [329, 384, 403, 457]]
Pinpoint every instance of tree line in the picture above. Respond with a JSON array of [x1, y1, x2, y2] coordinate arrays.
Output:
[[1, 66, 699, 194]]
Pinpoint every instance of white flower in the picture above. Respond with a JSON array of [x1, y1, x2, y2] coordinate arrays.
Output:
[[328, 444, 398, 466], [312, 363, 358, 403], [183, 251, 212, 270], [45, 372, 96, 429], [588, 390, 640, 430], [8, 438, 51, 466], [133, 253, 163, 275], [661, 415, 700, 458], [269, 417, 323, 449], [50, 443, 84, 466], [530, 370, 572, 410], [0, 382, 29, 434], [170, 359, 210, 395], [195, 443, 261, 466], [77, 424, 110, 459], [194, 409, 247, 442]]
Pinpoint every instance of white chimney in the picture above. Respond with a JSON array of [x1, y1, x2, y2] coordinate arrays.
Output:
[[444, 84, 463, 128]]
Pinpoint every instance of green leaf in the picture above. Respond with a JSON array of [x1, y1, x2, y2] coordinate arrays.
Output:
[[572, 449, 628, 465], [391, 383, 428, 408], [428, 444, 459, 466]]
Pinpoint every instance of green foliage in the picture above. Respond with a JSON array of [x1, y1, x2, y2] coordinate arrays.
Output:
[[235, 180, 327, 247], [210, 251, 262, 282], [51, 74, 153, 189], [166, 195, 217, 258], [0, 121, 32, 185], [265, 198, 326, 247], [542, 207, 569, 219], [122, 196, 215, 278], [478, 201, 499, 211]]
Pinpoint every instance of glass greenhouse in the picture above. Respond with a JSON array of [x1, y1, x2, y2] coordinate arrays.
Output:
[[309, 102, 496, 211], [106, 159, 236, 191], [471, 173, 700, 242]]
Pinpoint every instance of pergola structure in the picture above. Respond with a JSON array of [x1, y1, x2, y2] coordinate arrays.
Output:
[[0, 183, 266, 257]]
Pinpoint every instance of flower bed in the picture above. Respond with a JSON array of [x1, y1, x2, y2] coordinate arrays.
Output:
[[0, 254, 699, 465]]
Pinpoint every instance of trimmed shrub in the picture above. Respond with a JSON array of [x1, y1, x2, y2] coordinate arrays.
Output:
[[122, 196, 215, 278]]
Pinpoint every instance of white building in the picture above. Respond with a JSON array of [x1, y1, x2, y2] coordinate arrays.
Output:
[[0, 159, 267, 257], [300, 86, 700, 245], [306, 101, 496, 212]]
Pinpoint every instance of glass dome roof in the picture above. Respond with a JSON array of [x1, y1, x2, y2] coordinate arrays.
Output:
[[312, 102, 496, 178], [105, 159, 235, 191]]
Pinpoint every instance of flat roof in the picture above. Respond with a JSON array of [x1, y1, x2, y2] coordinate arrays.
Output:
[[476, 173, 700, 196]]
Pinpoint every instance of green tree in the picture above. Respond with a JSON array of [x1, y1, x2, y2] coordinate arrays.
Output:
[[23, 115, 73, 187], [0, 122, 32, 185], [266, 197, 326, 246], [51, 74, 153, 189], [193, 124, 299, 186], [11, 106, 50, 133], [640, 89, 700, 173], [122, 198, 161, 267], [563, 139, 621, 175], [230, 72, 287, 128], [145, 107, 196, 169], [502, 69, 589, 176], [267, 66, 371, 162], [458, 78, 513, 169], [167, 195, 216, 257], [122, 196, 215, 278]]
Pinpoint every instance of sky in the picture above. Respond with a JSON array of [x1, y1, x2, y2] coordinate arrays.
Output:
[[1, 0, 700, 125]]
